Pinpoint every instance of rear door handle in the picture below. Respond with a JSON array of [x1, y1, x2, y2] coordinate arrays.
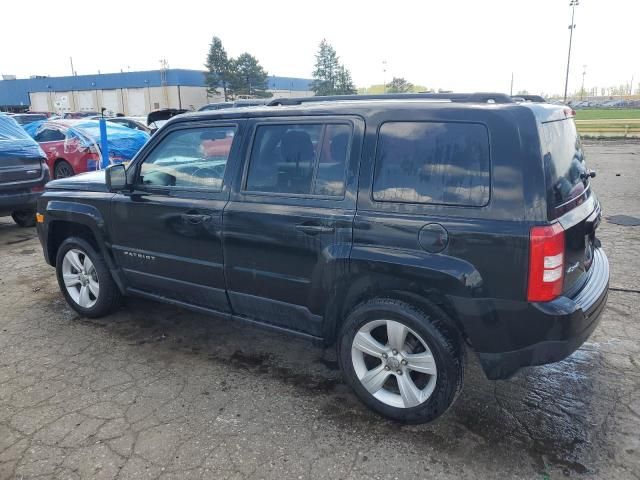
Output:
[[295, 224, 335, 235], [182, 213, 212, 225]]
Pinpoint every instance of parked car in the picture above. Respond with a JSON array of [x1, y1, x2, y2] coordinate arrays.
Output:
[[0, 113, 49, 227], [24, 119, 149, 179], [147, 108, 188, 134], [198, 99, 268, 112], [35, 93, 609, 424], [106, 117, 151, 134], [10, 113, 49, 125], [62, 111, 100, 119]]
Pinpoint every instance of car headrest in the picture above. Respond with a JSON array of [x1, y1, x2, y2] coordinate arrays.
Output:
[[281, 130, 315, 163]]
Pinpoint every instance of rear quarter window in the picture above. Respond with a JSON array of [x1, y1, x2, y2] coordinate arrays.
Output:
[[373, 121, 491, 206]]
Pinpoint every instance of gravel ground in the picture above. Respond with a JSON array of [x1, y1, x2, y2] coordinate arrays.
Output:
[[0, 140, 638, 480]]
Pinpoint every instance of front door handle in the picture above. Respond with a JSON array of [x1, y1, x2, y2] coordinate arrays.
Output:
[[182, 213, 212, 225], [295, 224, 335, 235]]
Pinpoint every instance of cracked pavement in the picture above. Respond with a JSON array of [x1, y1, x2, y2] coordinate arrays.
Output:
[[1, 140, 639, 479]]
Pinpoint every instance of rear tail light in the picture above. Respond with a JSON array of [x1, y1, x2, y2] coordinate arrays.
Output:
[[527, 223, 565, 302], [31, 184, 44, 193]]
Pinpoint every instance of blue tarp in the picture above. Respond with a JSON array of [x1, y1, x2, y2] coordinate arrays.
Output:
[[0, 113, 46, 160], [24, 119, 149, 163]]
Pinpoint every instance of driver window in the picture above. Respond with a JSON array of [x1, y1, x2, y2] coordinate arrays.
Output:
[[138, 126, 236, 191]]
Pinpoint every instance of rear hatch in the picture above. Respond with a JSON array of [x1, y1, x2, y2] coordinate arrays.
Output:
[[541, 115, 599, 294], [0, 114, 46, 188]]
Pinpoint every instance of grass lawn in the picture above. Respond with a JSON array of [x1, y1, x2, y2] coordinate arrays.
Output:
[[575, 109, 640, 120]]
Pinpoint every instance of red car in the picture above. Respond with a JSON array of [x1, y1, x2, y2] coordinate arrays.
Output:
[[25, 120, 149, 179]]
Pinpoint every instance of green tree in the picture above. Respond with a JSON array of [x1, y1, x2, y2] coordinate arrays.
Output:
[[311, 39, 339, 95], [386, 77, 414, 93], [204, 36, 231, 101], [311, 39, 356, 96], [335, 65, 357, 95], [228, 53, 272, 98]]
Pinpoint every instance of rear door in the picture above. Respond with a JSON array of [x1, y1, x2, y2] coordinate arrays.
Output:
[[223, 116, 363, 336], [541, 117, 599, 294], [109, 121, 243, 313]]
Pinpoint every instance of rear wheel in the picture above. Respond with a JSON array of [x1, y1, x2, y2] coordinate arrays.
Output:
[[338, 298, 465, 424], [54, 160, 74, 179], [55, 237, 122, 318], [11, 209, 36, 227]]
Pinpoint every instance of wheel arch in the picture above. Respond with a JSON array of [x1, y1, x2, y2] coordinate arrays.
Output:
[[323, 255, 479, 346], [43, 201, 110, 268]]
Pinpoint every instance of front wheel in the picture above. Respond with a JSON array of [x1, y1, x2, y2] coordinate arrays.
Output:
[[11, 209, 36, 227], [338, 298, 465, 424], [55, 237, 122, 318]]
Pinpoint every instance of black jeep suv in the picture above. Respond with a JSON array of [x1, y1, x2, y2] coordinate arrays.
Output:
[[36, 93, 609, 424]]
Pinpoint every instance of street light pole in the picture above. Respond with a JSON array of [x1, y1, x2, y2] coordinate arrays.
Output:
[[581, 65, 587, 100], [563, 0, 579, 103]]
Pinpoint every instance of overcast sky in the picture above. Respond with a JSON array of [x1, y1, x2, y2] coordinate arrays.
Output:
[[1, 0, 637, 95]]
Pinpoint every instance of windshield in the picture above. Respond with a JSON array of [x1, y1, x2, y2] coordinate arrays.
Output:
[[541, 119, 590, 219]]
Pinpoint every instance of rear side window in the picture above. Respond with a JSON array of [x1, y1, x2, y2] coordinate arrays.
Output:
[[373, 122, 490, 206], [245, 123, 351, 197], [541, 119, 590, 218]]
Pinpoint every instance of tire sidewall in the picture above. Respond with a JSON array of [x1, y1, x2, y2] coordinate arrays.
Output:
[[55, 237, 113, 317], [338, 300, 462, 424], [11, 209, 36, 227], [54, 160, 74, 179]]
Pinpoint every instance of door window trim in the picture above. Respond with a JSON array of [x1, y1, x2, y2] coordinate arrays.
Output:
[[131, 122, 240, 196], [240, 119, 353, 200]]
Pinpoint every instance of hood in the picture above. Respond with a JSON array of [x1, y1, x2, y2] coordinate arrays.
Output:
[[46, 169, 108, 192]]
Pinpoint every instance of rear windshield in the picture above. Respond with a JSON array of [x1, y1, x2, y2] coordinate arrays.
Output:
[[541, 119, 590, 219]]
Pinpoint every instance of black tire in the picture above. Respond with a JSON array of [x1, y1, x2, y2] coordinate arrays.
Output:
[[54, 160, 74, 179], [338, 298, 465, 424], [11, 209, 36, 227], [55, 237, 122, 318]]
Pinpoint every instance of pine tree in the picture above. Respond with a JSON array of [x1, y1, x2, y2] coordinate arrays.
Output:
[[311, 39, 340, 96], [335, 65, 357, 95], [204, 36, 232, 101], [228, 53, 272, 98]]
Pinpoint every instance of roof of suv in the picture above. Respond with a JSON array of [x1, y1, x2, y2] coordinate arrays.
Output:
[[168, 93, 566, 126]]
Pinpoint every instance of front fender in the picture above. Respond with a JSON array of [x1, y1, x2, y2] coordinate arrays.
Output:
[[38, 196, 112, 267]]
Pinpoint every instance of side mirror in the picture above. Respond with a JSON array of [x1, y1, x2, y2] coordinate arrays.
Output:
[[105, 164, 127, 192]]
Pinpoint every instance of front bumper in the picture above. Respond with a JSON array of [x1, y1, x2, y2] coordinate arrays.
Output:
[[467, 248, 609, 379], [0, 189, 41, 216]]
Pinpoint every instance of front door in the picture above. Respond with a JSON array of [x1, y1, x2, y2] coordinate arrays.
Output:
[[109, 121, 242, 313], [223, 117, 362, 336]]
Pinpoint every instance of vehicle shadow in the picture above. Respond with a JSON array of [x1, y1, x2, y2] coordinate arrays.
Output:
[[62, 293, 609, 478]]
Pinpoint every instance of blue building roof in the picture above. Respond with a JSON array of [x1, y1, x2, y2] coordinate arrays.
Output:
[[0, 69, 313, 107]]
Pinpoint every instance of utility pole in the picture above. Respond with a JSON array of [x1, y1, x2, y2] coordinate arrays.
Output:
[[510, 72, 514, 96], [382, 60, 387, 94], [563, 0, 579, 103], [69, 57, 76, 76], [581, 65, 587, 100]]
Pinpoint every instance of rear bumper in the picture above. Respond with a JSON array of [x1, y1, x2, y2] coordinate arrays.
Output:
[[463, 248, 609, 379]]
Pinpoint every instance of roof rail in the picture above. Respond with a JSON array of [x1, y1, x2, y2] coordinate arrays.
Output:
[[267, 92, 514, 107]]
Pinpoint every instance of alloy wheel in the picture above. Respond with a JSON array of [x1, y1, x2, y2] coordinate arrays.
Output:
[[351, 319, 438, 408], [61, 249, 99, 308]]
